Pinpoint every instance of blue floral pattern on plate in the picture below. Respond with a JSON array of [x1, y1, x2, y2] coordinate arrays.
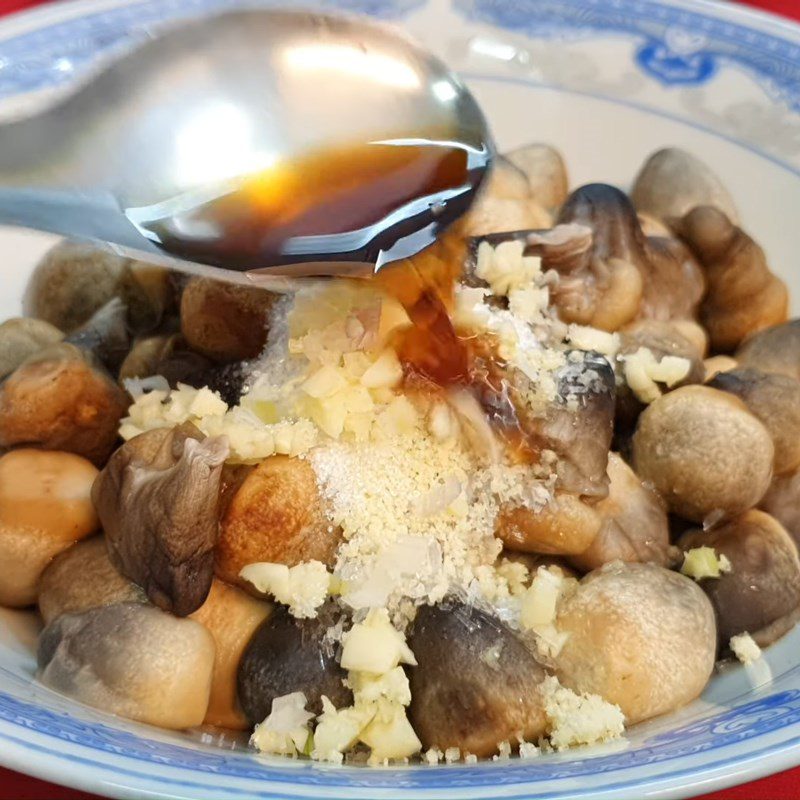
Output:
[[454, 0, 800, 109]]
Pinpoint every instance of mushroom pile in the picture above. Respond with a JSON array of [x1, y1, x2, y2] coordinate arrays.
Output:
[[1, 144, 798, 763]]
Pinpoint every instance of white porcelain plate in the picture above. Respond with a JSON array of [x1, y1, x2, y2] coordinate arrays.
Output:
[[2, 0, 800, 798]]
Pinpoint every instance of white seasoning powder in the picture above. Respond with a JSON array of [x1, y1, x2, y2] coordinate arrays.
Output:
[[309, 429, 554, 611]]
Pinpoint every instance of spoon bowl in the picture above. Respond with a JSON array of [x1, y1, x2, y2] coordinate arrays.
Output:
[[0, 9, 493, 283]]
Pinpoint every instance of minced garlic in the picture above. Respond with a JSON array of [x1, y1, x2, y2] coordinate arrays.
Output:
[[239, 561, 331, 619], [730, 632, 762, 665], [540, 676, 625, 750], [251, 692, 314, 756], [311, 610, 421, 764], [622, 347, 691, 404], [681, 547, 732, 581], [520, 567, 575, 659], [567, 324, 620, 357], [119, 384, 318, 463], [475, 239, 542, 297]]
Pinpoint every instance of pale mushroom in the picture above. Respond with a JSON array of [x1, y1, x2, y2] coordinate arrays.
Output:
[[191, 579, 272, 729], [555, 562, 716, 724], [631, 147, 739, 224], [632, 385, 774, 522], [569, 453, 674, 572], [504, 143, 569, 210], [0, 317, 63, 380], [0, 449, 99, 607], [463, 196, 552, 237], [38, 536, 145, 624], [38, 602, 215, 729], [496, 492, 603, 557]]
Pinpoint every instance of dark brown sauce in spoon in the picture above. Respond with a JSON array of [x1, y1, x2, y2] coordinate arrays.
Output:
[[137, 140, 472, 272]]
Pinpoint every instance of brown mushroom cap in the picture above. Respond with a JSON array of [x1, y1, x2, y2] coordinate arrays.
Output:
[[569, 453, 673, 572], [24, 241, 171, 334], [554, 562, 716, 724], [118, 335, 174, 382], [180, 277, 276, 363], [641, 235, 706, 323], [708, 368, 800, 474], [552, 183, 703, 329], [496, 492, 602, 556], [761, 469, 800, 550], [675, 206, 788, 352], [216, 455, 342, 585], [0, 344, 129, 466], [630, 147, 739, 225], [678, 510, 800, 647], [38, 536, 146, 625], [540, 352, 616, 499], [92, 424, 229, 616], [190, 579, 272, 730], [0, 317, 63, 380], [237, 604, 351, 724], [504, 143, 569, 210], [0, 449, 99, 608], [632, 385, 774, 522], [38, 602, 215, 729], [550, 184, 645, 331], [736, 320, 800, 381], [507, 351, 615, 504], [408, 601, 548, 756]]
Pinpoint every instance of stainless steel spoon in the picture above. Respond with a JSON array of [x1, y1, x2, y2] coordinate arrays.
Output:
[[0, 8, 493, 284]]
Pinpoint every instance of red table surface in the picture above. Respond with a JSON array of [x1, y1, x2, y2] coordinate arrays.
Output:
[[1, 0, 799, 797]]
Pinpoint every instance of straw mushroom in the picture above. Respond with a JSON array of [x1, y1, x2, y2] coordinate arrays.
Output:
[[408, 601, 548, 756], [736, 320, 800, 381], [708, 368, 800, 475], [632, 385, 774, 522], [92, 423, 229, 616], [38, 536, 145, 625], [0, 344, 128, 466], [555, 562, 716, 723], [0, 317, 63, 380], [217, 455, 342, 586], [180, 277, 277, 363], [38, 602, 215, 729], [675, 206, 788, 352], [0, 449, 99, 607], [569, 453, 673, 572], [631, 147, 739, 224], [679, 510, 800, 647], [237, 604, 351, 724]]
